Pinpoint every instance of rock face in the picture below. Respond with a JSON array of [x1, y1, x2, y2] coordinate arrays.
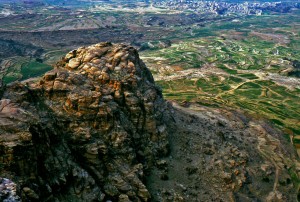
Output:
[[0, 42, 299, 201], [0, 42, 168, 201]]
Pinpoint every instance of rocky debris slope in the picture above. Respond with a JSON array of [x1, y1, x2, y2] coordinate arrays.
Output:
[[148, 103, 300, 201], [0, 42, 299, 201], [0, 42, 168, 201]]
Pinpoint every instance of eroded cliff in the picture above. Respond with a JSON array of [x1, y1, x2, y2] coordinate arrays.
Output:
[[0, 42, 168, 201]]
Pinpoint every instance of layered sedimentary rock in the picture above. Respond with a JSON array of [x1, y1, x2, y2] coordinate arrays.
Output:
[[0, 42, 168, 201]]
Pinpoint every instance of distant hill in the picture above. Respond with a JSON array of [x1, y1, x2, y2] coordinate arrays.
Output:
[[1, 0, 299, 6]]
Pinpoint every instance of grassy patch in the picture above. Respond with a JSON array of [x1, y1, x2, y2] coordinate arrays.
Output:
[[239, 74, 258, 80], [217, 64, 238, 74], [3, 73, 22, 84], [21, 62, 53, 80]]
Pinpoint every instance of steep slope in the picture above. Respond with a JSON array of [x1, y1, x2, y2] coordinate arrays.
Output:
[[0, 42, 169, 201], [148, 103, 300, 201], [0, 42, 299, 201]]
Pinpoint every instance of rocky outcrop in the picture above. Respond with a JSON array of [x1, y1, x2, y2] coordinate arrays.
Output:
[[0, 178, 20, 201], [0, 42, 299, 201], [0, 42, 168, 201]]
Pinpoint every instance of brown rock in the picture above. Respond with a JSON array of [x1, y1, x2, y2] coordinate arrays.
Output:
[[5, 41, 297, 202], [44, 72, 56, 81], [0, 42, 167, 201], [53, 80, 68, 91], [68, 58, 81, 69], [22, 187, 39, 200], [119, 194, 131, 202]]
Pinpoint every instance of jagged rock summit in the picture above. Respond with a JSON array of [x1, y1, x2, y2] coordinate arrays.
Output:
[[0, 42, 169, 201], [1, 42, 300, 202]]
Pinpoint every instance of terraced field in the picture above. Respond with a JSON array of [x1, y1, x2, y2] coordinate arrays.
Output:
[[141, 11, 300, 148], [2, 59, 52, 84], [1, 4, 299, 151]]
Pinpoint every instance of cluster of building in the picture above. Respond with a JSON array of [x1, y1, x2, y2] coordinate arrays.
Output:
[[153, 1, 300, 16]]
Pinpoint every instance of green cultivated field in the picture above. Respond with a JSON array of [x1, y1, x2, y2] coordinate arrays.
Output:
[[2, 61, 52, 84], [1, 5, 299, 150], [141, 11, 300, 146], [21, 61, 52, 80]]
